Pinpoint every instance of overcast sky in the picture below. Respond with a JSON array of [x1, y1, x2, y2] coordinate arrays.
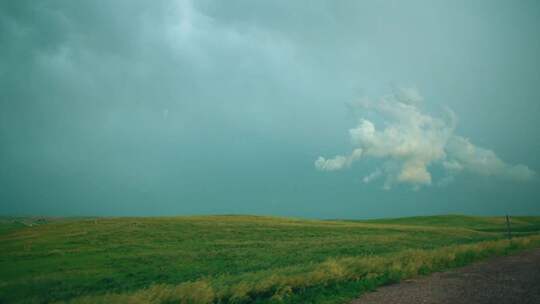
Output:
[[1, 0, 539, 218]]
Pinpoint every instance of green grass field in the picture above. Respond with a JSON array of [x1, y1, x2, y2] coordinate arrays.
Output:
[[1, 215, 540, 304]]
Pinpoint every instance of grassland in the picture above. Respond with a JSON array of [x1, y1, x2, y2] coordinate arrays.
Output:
[[1, 215, 539, 304]]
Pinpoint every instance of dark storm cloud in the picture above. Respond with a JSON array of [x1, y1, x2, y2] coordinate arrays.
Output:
[[1, 0, 539, 217]]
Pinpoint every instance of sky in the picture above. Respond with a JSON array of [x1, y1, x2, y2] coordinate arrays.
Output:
[[1, 0, 540, 218]]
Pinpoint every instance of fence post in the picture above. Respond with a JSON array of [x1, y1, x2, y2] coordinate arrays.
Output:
[[505, 215, 512, 240]]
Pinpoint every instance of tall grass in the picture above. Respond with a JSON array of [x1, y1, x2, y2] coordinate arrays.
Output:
[[66, 235, 540, 304]]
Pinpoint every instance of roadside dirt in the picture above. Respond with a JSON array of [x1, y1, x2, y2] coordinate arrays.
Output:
[[351, 248, 540, 304]]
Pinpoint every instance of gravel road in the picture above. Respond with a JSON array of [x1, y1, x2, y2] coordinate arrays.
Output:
[[351, 248, 540, 304]]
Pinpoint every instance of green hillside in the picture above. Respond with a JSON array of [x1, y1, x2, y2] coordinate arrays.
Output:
[[359, 214, 540, 233], [1, 215, 539, 304]]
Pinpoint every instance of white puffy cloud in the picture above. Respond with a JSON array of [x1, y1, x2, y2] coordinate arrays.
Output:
[[363, 169, 382, 183], [315, 149, 362, 171], [315, 88, 535, 188], [394, 86, 424, 106], [446, 136, 535, 181]]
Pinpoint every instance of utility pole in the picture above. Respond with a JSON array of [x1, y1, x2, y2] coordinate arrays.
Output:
[[505, 215, 512, 240]]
